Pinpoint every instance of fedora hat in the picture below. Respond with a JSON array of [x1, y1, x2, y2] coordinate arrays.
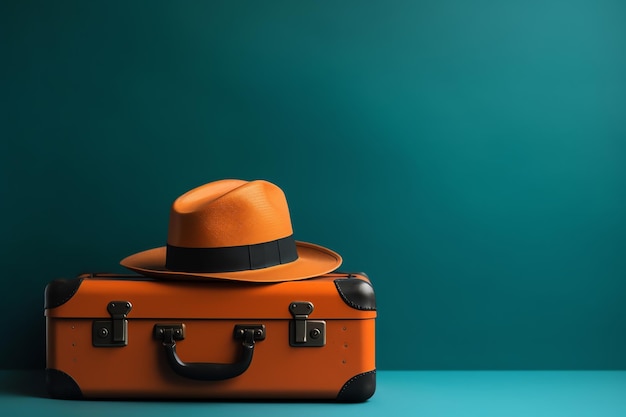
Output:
[[120, 179, 342, 282]]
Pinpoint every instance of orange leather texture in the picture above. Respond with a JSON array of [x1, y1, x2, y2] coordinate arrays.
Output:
[[46, 274, 376, 399]]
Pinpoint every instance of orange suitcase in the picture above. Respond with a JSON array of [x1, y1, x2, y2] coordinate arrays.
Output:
[[44, 272, 376, 401]]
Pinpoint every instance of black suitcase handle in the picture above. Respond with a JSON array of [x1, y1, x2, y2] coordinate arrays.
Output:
[[155, 324, 266, 381]]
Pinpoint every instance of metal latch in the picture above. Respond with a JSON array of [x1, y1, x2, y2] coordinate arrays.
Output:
[[289, 301, 326, 347], [92, 301, 132, 347]]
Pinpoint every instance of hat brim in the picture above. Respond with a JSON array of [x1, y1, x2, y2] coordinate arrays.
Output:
[[120, 241, 342, 282]]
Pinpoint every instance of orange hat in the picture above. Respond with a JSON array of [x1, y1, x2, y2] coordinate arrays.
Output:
[[120, 179, 342, 282]]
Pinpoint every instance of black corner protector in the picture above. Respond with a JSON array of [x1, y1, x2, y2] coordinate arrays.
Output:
[[44, 278, 84, 309], [337, 370, 376, 402], [334, 278, 376, 311], [46, 368, 83, 399]]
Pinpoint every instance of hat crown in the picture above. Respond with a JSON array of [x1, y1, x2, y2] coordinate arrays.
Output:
[[167, 179, 294, 248]]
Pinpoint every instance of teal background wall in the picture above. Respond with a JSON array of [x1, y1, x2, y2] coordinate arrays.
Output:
[[1, 0, 625, 370]]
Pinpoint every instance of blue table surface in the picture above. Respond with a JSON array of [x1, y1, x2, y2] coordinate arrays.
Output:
[[1, 370, 625, 416]]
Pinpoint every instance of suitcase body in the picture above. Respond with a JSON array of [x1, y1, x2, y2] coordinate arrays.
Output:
[[45, 273, 376, 401]]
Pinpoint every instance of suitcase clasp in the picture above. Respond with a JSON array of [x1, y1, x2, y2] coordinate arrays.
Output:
[[92, 300, 132, 347], [289, 301, 326, 347]]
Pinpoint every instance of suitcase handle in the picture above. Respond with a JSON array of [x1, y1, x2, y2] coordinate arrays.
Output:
[[157, 324, 266, 381]]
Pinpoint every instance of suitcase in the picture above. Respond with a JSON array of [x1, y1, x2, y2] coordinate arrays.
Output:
[[44, 272, 376, 402]]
